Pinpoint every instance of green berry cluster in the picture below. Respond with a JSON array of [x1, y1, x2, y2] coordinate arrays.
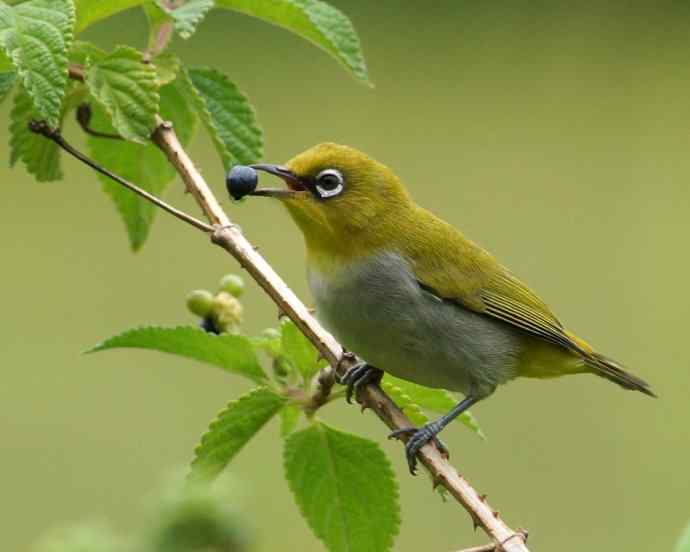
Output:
[[186, 275, 245, 334]]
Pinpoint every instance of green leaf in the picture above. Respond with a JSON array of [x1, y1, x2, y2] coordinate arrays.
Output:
[[251, 328, 282, 359], [9, 86, 62, 181], [74, 0, 145, 33], [216, 0, 370, 85], [383, 374, 485, 439], [87, 75, 195, 249], [0, 69, 15, 102], [75, 0, 371, 84], [279, 403, 301, 437], [190, 387, 286, 481], [380, 380, 429, 428], [280, 318, 324, 383], [284, 422, 399, 552], [184, 66, 262, 169], [68, 39, 105, 65], [0, 50, 12, 72], [676, 522, 690, 552], [88, 325, 267, 383], [157, 0, 213, 40], [0, 0, 75, 127], [151, 52, 180, 86], [86, 46, 159, 143]]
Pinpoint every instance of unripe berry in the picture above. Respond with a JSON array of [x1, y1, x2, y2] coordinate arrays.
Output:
[[212, 291, 243, 332], [218, 274, 245, 297], [186, 289, 214, 317]]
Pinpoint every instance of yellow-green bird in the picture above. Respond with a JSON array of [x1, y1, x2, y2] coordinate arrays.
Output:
[[245, 143, 654, 473]]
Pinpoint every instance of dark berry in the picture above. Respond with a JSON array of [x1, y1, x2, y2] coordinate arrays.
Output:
[[226, 165, 258, 200], [199, 316, 220, 335]]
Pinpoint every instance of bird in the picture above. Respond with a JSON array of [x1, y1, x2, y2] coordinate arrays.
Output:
[[238, 143, 655, 474]]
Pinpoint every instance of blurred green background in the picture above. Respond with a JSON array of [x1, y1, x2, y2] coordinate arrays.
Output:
[[1, 1, 689, 550]]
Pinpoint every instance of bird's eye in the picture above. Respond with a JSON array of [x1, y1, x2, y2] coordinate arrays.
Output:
[[314, 169, 344, 198]]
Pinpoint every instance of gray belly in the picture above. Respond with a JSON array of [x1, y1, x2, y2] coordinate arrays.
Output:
[[308, 251, 522, 397]]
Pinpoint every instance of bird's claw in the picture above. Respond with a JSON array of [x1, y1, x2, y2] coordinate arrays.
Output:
[[388, 425, 449, 474], [339, 361, 383, 404]]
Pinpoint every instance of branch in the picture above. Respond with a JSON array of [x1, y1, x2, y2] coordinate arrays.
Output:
[[32, 113, 529, 551], [149, 123, 530, 552]]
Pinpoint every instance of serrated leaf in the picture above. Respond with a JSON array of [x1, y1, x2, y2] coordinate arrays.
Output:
[[676, 522, 690, 552], [0, 69, 15, 102], [75, 0, 371, 84], [279, 403, 301, 437], [0, 0, 75, 127], [383, 374, 485, 439], [88, 325, 267, 383], [190, 387, 286, 481], [151, 52, 180, 86], [87, 75, 195, 248], [184, 66, 262, 169], [157, 0, 213, 40], [284, 422, 399, 552], [280, 318, 324, 384], [86, 46, 159, 143], [380, 381, 429, 428], [68, 39, 105, 65], [251, 328, 282, 359], [0, 49, 12, 72], [9, 86, 62, 181], [216, 0, 369, 84], [74, 0, 145, 33]]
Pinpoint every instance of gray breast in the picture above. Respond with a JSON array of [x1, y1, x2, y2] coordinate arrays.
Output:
[[308, 251, 522, 397]]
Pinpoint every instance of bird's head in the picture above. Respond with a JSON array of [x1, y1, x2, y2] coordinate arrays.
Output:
[[251, 143, 412, 261]]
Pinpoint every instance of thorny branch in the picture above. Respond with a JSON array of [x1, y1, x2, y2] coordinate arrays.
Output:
[[30, 106, 530, 552]]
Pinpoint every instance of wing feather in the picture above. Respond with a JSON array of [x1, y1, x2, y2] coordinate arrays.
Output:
[[403, 207, 585, 355]]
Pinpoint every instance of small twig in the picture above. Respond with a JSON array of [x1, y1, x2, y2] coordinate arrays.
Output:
[[305, 366, 336, 416], [28, 121, 213, 234], [144, 21, 174, 61], [68, 63, 85, 82], [76, 103, 124, 140]]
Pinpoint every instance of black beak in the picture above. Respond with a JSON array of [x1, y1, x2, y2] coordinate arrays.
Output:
[[250, 164, 304, 197]]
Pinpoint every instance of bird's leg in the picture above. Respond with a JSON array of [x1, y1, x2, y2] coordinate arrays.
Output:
[[389, 395, 479, 474], [337, 357, 383, 404]]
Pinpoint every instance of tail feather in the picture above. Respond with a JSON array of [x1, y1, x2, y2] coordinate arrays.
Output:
[[585, 352, 656, 397]]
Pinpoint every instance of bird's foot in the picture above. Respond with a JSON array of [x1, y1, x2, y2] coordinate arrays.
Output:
[[389, 424, 449, 474], [338, 360, 383, 404]]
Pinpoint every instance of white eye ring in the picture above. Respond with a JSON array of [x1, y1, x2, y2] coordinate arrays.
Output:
[[315, 168, 344, 198]]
